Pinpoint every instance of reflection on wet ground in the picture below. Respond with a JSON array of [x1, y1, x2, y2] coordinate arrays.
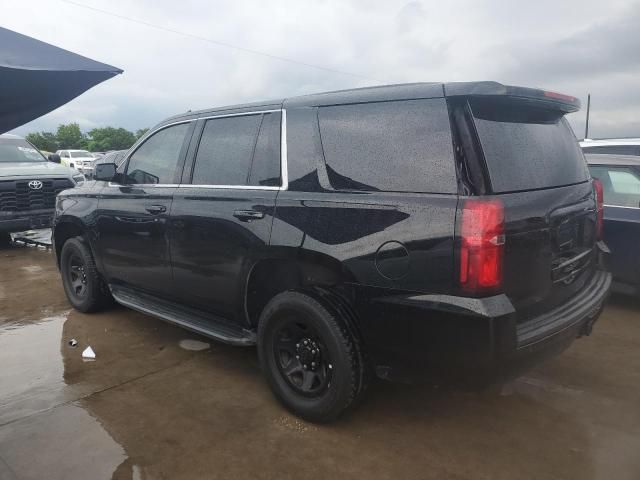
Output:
[[0, 244, 639, 479], [10, 229, 52, 247]]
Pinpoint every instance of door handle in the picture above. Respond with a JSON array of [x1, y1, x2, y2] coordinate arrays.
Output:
[[145, 204, 167, 215], [233, 209, 265, 221]]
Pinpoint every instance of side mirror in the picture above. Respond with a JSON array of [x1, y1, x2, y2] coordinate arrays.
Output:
[[48, 154, 61, 164], [94, 163, 117, 182]]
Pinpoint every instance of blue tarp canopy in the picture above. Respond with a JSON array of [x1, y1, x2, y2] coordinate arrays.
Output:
[[0, 26, 122, 134]]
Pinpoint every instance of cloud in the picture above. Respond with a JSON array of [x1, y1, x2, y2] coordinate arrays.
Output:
[[4, 0, 639, 139]]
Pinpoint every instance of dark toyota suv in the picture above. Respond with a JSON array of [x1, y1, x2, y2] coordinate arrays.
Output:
[[53, 82, 611, 422]]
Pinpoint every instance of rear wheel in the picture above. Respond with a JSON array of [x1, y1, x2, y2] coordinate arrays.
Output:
[[60, 236, 112, 312], [257, 290, 368, 423]]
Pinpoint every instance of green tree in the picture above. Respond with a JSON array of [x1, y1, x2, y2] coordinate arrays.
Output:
[[87, 127, 137, 151], [135, 128, 149, 140], [25, 132, 59, 152], [56, 123, 87, 149]]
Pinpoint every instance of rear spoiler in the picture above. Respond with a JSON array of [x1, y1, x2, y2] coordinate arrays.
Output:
[[443, 81, 581, 114]]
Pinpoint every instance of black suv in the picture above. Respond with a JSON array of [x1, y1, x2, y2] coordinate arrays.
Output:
[[53, 82, 611, 422]]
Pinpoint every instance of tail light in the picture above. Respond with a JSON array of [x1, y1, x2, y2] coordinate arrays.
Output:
[[593, 178, 604, 240], [459, 199, 505, 293]]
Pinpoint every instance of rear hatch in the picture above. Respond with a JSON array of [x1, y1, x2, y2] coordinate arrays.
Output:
[[450, 91, 598, 322]]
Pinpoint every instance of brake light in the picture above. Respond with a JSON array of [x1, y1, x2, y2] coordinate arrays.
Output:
[[459, 199, 505, 292], [543, 90, 577, 103], [593, 178, 604, 240]]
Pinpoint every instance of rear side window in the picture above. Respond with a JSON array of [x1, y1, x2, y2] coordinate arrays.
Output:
[[589, 165, 640, 208], [470, 98, 589, 193], [126, 123, 190, 184], [317, 99, 457, 193], [192, 114, 262, 186]]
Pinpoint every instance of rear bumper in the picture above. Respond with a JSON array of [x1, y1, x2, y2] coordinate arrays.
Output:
[[359, 253, 611, 385], [0, 210, 54, 233]]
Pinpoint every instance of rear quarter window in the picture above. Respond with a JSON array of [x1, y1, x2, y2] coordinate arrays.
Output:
[[470, 98, 589, 193], [317, 98, 457, 194]]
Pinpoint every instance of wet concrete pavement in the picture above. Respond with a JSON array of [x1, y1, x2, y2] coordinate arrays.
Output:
[[1, 244, 639, 480]]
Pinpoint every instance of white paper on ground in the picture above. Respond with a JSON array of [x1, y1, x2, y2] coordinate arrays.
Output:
[[82, 346, 96, 359]]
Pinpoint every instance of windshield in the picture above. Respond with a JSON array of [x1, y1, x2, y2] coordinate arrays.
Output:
[[0, 138, 46, 163], [470, 98, 589, 193], [70, 151, 92, 158]]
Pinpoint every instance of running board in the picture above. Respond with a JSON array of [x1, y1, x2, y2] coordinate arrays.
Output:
[[110, 285, 256, 346]]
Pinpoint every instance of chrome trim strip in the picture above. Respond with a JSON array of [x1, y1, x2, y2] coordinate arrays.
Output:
[[177, 184, 280, 191], [603, 204, 639, 210], [198, 109, 280, 121], [107, 183, 179, 188], [281, 109, 288, 190]]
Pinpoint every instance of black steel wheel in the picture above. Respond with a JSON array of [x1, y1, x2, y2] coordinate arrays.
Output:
[[60, 236, 112, 312], [273, 319, 332, 397], [258, 290, 368, 423], [66, 252, 89, 299]]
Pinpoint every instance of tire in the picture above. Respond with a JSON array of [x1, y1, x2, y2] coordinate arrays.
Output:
[[60, 236, 112, 312], [257, 290, 368, 423]]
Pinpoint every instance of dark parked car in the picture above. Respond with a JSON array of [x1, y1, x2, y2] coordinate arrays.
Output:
[[586, 154, 640, 296], [52, 82, 611, 422]]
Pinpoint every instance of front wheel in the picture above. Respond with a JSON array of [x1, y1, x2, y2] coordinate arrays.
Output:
[[257, 290, 368, 423], [60, 236, 112, 312]]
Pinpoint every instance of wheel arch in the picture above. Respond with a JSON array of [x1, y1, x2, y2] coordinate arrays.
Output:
[[53, 217, 97, 269], [244, 248, 357, 328]]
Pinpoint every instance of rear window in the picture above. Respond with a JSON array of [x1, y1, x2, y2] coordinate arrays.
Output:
[[0, 138, 45, 163], [317, 99, 457, 194], [470, 98, 589, 193]]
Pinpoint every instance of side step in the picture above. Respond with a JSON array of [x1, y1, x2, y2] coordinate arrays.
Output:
[[110, 285, 256, 346]]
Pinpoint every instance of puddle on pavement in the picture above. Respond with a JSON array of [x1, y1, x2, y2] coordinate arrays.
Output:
[[179, 338, 210, 351], [0, 403, 130, 480], [0, 313, 68, 420]]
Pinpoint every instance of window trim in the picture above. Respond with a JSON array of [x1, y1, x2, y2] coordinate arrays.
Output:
[[115, 109, 288, 191]]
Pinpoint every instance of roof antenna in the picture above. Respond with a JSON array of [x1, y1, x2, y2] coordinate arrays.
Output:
[[584, 93, 591, 140]]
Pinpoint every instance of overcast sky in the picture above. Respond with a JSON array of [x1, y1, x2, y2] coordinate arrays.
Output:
[[5, 0, 640, 139]]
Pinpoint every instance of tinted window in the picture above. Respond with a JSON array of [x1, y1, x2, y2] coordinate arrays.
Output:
[[582, 145, 640, 156], [470, 98, 589, 193], [317, 99, 456, 193], [589, 165, 640, 208], [249, 112, 281, 186], [126, 123, 189, 184], [0, 138, 46, 163], [192, 114, 262, 185]]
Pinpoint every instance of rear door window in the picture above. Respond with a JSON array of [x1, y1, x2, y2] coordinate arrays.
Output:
[[317, 99, 457, 194], [192, 114, 262, 186], [470, 98, 589, 193]]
